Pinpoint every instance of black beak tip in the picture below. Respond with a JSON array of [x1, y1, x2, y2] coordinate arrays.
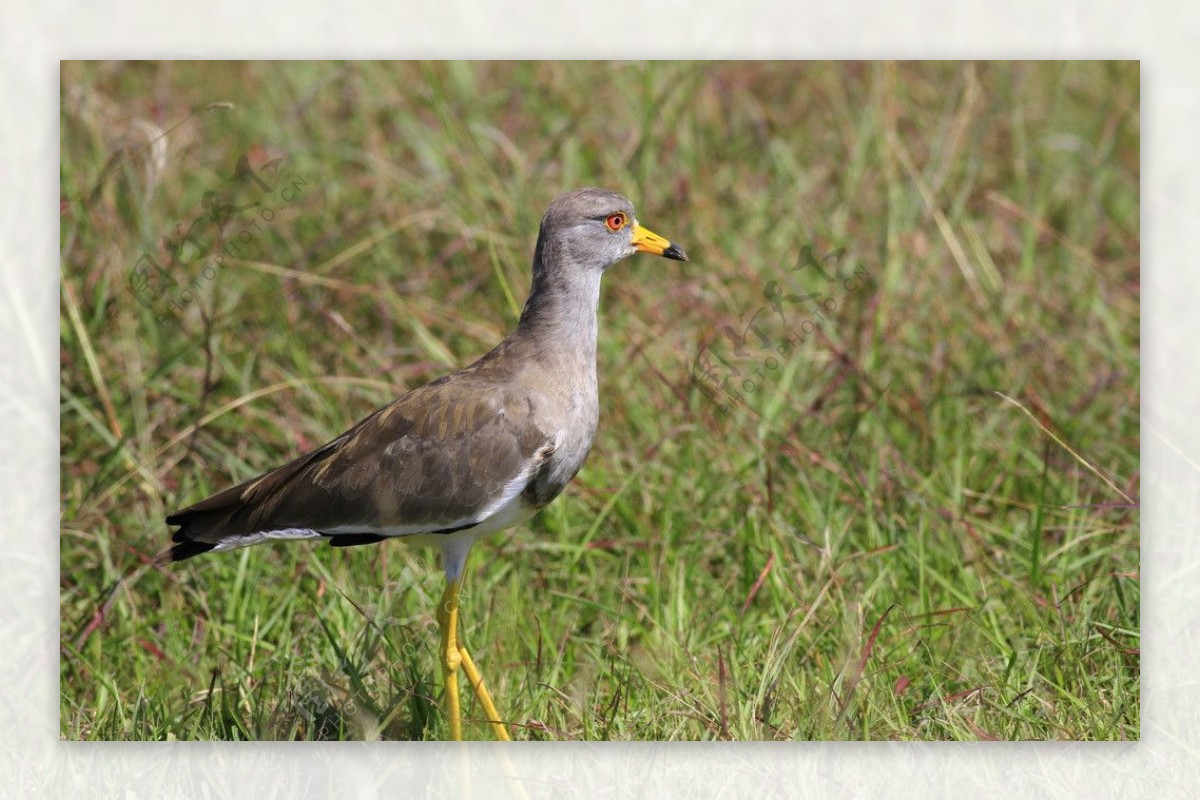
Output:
[[663, 243, 689, 262]]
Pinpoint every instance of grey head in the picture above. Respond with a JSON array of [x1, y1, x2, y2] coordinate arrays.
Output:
[[535, 187, 688, 277]]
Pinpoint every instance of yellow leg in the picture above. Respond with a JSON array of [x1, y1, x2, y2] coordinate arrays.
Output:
[[437, 578, 510, 741], [459, 644, 511, 741], [437, 579, 464, 741]]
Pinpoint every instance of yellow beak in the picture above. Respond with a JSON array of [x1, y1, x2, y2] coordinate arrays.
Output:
[[632, 223, 688, 261]]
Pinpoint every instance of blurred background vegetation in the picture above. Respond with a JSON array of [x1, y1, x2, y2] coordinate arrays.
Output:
[[60, 61, 1138, 740]]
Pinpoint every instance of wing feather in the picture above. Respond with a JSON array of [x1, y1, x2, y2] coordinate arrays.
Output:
[[165, 372, 554, 561]]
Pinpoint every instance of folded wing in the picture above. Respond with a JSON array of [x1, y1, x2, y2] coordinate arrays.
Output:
[[164, 375, 553, 562]]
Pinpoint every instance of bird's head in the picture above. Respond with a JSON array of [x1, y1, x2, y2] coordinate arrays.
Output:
[[537, 187, 688, 274]]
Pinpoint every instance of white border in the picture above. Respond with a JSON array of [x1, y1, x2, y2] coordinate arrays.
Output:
[[9, 1, 1191, 797]]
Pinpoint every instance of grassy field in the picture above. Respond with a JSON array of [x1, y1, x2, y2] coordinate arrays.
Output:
[[60, 61, 1139, 741]]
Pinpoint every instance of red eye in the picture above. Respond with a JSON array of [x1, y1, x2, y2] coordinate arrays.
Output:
[[605, 213, 626, 231]]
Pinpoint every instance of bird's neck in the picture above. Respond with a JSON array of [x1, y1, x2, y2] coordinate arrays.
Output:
[[514, 238, 602, 365]]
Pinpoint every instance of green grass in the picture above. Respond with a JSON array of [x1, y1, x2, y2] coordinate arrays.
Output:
[[60, 60, 1139, 741]]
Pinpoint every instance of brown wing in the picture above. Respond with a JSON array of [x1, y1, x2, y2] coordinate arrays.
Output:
[[164, 372, 553, 561]]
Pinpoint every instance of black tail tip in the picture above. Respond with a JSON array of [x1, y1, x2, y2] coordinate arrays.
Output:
[[157, 539, 218, 564]]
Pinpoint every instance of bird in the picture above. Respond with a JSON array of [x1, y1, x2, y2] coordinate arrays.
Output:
[[162, 187, 688, 740]]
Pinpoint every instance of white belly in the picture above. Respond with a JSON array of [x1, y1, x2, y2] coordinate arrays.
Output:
[[404, 492, 540, 581]]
